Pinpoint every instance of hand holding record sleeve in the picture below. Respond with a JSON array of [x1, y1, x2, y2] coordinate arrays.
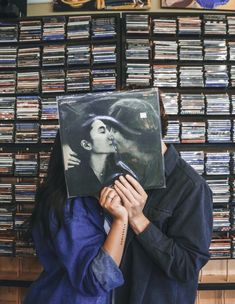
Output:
[[114, 174, 150, 234]]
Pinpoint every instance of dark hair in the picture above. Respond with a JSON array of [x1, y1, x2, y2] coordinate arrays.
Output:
[[29, 132, 68, 238], [159, 91, 168, 138], [66, 114, 94, 161]]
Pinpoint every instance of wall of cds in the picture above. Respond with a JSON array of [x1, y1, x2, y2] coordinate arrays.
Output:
[[122, 13, 235, 259], [1, 12, 235, 259], [0, 13, 120, 257]]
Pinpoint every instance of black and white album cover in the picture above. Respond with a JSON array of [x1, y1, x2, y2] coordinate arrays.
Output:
[[58, 88, 165, 197]]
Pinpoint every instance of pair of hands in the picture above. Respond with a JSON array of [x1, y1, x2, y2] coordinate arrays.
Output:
[[99, 174, 148, 232], [64, 146, 150, 232]]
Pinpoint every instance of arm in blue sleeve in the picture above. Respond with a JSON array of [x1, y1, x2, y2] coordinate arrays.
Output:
[[50, 197, 124, 296], [136, 182, 213, 282]]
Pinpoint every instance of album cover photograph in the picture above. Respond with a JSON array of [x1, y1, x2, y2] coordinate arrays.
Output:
[[101, 0, 151, 10], [58, 88, 165, 197], [161, 0, 234, 10], [53, 0, 150, 11], [53, 0, 99, 11]]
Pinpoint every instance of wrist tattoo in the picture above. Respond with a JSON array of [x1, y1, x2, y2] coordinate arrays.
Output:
[[120, 223, 127, 246]]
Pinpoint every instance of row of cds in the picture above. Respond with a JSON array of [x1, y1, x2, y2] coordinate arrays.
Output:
[[0, 123, 58, 143], [0, 150, 231, 176], [210, 235, 234, 259], [179, 151, 235, 176], [0, 96, 58, 120], [2, 212, 235, 256], [161, 92, 235, 116], [164, 119, 235, 144], [0, 68, 117, 94], [0, 16, 117, 43], [125, 38, 235, 62], [2, 14, 235, 44], [126, 14, 235, 36], [210, 195, 235, 258], [1, 116, 233, 146], [0, 152, 51, 177], [3, 225, 235, 257], [0, 234, 35, 256], [0, 44, 117, 68], [1, 151, 234, 178], [126, 64, 235, 88], [213, 208, 230, 232], [1, 93, 234, 122]]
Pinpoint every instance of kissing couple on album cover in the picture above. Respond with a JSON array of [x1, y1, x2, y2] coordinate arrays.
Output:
[[58, 88, 165, 197]]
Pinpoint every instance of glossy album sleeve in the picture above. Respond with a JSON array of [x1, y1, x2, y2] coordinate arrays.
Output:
[[58, 88, 165, 197]]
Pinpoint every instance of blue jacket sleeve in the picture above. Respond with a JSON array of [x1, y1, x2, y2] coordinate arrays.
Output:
[[49, 197, 124, 297]]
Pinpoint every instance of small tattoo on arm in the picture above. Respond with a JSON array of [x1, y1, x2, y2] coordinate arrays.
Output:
[[120, 223, 127, 246]]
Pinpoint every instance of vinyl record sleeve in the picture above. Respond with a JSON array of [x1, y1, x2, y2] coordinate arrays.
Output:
[[58, 88, 165, 197]]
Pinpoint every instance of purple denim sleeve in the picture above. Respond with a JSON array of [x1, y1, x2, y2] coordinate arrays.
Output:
[[50, 197, 123, 297], [91, 248, 124, 292]]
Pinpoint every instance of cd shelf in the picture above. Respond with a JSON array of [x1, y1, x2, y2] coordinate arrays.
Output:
[[0, 11, 235, 260], [0, 13, 121, 258], [1, 12, 235, 301]]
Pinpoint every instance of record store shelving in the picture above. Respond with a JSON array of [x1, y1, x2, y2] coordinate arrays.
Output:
[[0, 12, 121, 255], [0, 13, 121, 302], [1, 11, 235, 302]]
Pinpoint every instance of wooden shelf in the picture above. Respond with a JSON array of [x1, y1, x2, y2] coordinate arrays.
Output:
[[198, 282, 235, 290], [0, 256, 42, 282]]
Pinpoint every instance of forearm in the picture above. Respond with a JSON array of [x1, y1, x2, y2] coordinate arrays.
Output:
[[102, 217, 128, 266], [129, 213, 150, 235]]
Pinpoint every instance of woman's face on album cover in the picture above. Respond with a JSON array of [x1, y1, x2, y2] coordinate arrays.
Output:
[[89, 120, 115, 154]]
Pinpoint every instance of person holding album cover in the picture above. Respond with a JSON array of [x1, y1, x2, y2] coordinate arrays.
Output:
[[24, 89, 213, 304]]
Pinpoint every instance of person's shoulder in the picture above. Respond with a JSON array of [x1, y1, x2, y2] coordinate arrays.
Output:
[[174, 156, 208, 191], [64, 196, 100, 219]]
